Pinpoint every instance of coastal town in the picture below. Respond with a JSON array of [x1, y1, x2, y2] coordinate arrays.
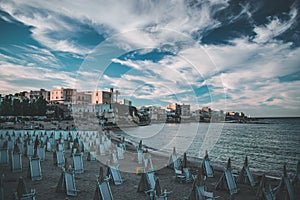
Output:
[[0, 87, 250, 130]]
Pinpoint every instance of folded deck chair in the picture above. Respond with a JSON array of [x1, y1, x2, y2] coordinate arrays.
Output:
[[147, 178, 171, 200], [72, 153, 84, 174], [137, 171, 156, 193], [196, 185, 215, 200], [56, 169, 78, 196], [11, 152, 22, 172], [26, 145, 34, 158], [94, 180, 114, 200], [170, 153, 182, 171], [37, 147, 46, 161], [0, 148, 9, 166], [176, 167, 193, 183], [189, 168, 217, 200], [87, 151, 97, 161], [274, 164, 295, 200], [264, 185, 276, 200], [27, 157, 42, 181], [237, 156, 256, 187], [54, 151, 65, 167], [215, 158, 238, 195], [107, 166, 123, 185], [14, 189, 36, 200], [202, 151, 214, 178], [168, 147, 182, 170]]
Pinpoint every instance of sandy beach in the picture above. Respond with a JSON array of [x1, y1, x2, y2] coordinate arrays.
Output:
[[0, 121, 299, 200]]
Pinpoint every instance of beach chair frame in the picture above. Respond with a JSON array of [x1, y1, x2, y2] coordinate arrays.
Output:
[[11, 152, 22, 172], [96, 180, 114, 200], [176, 167, 193, 183], [108, 166, 123, 185], [0, 148, 9, 166], [55, 151, 65, 167], [216, 169, 238, 195], [14, 189, 36, 200], [28, 157, 42, 181], [203, 159, 214, 178], [73, 153, 84, 174], [37, 146, 46, 161], [65, 170, 78, 196], [26, 144, 34, 158], [196, 185, 215, 200]]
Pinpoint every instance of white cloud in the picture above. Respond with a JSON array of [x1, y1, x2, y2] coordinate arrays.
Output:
[[253, 7, 298, 43], [0, 0, 299, 116], [0, 61, 77, 94]]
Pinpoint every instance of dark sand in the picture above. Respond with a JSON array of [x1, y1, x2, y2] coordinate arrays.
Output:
[[1, 143, 299, 200]]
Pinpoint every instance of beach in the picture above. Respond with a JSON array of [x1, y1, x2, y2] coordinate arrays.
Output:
[[1, 120, 299, 200]]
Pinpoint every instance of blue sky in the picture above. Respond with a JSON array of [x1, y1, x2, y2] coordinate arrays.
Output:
[[0, 0, 299, 117]]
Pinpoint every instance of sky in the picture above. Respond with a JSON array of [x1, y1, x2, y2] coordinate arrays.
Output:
[[0, 0, 299, 117]]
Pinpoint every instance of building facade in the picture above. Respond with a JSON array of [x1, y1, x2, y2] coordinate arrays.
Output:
[[50, 87, 77, 104], [25, 89, 50, 102], [92, 91, 112, 104]]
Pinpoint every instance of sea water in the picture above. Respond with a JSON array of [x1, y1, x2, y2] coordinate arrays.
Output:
[[119, 118, 300, 177]]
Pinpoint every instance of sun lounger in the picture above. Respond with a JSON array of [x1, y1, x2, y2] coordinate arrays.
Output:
[[171, 154, 182, 171], [37, 147, 46, 161], [202, 151, 214, 178], [147, 178, 171, 200], [176, 167, 193, 183], [203, 160, 214, 178], [11, 152, 22, 172], [0, 148, 9, 166], [28, 157, 42, 181], [14, 189, 36, 200], [65, 171, 78, 196], [58, 143, 64, 152], [94, 180, 114, 200], [216, 158, 238, 195], [26, 145, 34, 158], [137, 171, 156, 193], [72, 153, 84, 174], [107, 165, 123, 185], [237, 157, 256, 187], [224, 169, 238, 195], [274, 164, 294, 200], [56, 169, 79, 196], [54, 151, 65, 167], [87, 151, 97, 161], [195, 185, 217, 200]]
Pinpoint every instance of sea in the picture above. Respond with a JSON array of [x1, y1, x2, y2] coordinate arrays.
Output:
[[116, 118, 300, 177]]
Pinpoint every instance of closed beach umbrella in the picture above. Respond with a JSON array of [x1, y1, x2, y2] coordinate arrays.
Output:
[[17, 177, 27, 199], [183, 152, 187, 168], [154, 178, 162, 197]]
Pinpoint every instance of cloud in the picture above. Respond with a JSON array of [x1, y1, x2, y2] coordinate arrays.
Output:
[[253, 6, 298, 43], [0, 60, 77, 94], [0, 0, 299, 116]]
